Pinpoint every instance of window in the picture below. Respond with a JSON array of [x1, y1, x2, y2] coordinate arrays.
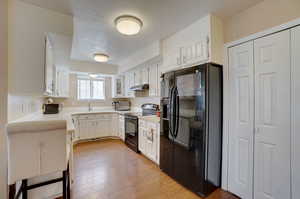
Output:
[[77, 76, 105, 100]]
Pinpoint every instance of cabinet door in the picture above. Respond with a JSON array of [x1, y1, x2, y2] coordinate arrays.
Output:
[[116, 77, 124, 97], [134, 70, 141, 86], [292, 26, 300, 199], [45, 37, 54, 95], [126, 72, 135, 97], [62, 69, 69, 97], [194, 39, 209, 63], [119, 116, 125, 140], [254, 30, 291, 199], [78, 120, 89, 140], [141, 67, 149, 84], [157, 64, 161, 97], [139, 128, 148, 155], [112, 115, 119, 137], [87, 120, 97, 139], [113, 76, 124, 98], [147, 123, 158, 163], [149, 65, 158, 96], [228, 41, 254, 199]]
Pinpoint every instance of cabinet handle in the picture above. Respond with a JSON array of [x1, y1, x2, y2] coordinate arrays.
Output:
[[255, 127, 260, 134], [182, 56, 187, 63]]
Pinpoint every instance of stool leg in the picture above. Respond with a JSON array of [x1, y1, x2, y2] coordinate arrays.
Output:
[[9, 184, 16, 199], [22, 179, 28, 199], [63, 170, 67, 199], [67, 168, 71, 199]]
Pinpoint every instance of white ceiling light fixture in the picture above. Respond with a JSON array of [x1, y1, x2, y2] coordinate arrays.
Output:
[[94, 53, 109, 62], [89, 74, 99, 78], [115, 15, 143, 35]]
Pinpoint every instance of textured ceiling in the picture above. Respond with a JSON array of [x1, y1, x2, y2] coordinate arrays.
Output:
[[20, 0, 263, 65], [70, 0, 263, 64], [20, 0, 73, 15]]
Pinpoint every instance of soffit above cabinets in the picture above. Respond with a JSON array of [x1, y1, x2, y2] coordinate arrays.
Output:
[[70, 0, 263, 65], [20, 0, 263, 65], [20, 0, 73, 15]]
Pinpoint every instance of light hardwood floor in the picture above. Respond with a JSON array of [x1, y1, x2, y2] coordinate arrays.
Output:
[[69, 139, 239, 199]]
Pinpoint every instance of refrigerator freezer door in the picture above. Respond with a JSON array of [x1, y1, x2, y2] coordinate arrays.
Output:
[[160, 72, 175, 177]]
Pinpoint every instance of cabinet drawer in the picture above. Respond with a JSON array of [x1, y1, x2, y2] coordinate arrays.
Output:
[[139, 120, 146, 128], [77, 114, 97, 120]]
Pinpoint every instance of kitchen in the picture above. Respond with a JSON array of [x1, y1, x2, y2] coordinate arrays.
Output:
[[1, 0, 300, 199]]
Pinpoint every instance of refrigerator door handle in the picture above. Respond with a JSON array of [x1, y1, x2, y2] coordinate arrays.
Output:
[[169, 87, 175, 137], [174, 87, 180, 138]]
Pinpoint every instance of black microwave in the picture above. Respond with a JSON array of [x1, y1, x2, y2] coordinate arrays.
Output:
[[43, 104, 59, 114]]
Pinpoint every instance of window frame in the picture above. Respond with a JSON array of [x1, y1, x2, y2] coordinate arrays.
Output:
[[77, 76, 106, 101]]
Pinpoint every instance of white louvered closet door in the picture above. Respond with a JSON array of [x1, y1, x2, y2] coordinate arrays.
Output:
[[228, 41, 254, 199], [254, 30, 291, 199]]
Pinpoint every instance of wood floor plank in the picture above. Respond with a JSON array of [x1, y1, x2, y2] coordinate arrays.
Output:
[[58, 139, 239, 199]]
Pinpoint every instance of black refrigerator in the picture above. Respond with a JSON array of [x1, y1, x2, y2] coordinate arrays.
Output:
[[160, 63, 223, 197]]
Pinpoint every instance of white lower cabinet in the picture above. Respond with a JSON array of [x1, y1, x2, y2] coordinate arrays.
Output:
[[119, 115, 125, 141], [228, 30, 292, 199], [138, 119, 160, 164], [73, 113, 123, 141]]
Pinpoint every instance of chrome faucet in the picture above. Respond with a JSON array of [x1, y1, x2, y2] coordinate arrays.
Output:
[[88, 102, 93, 112]]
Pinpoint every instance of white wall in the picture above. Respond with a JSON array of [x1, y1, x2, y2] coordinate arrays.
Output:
[[224, 0, 300, 42], [0, 0, 8, 198], [48, 33, 119, 74], [118, 41, 161, 73], [53, 74, 114, 108], [8, 0, 73, 121], [71, 61, 118, 75], [8, 0, 73, 96], [130, 96, 160, 108]]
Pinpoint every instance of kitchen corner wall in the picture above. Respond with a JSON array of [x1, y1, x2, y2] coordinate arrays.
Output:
[[224, 0, 300, 42], [130, 93, 160, 108], [8, 95, 43, 121], [0, 0, 8, 197], [52, 74, 114, 108]]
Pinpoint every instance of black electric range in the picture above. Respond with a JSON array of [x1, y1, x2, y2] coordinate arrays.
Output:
[[124, 104, 159, 152]]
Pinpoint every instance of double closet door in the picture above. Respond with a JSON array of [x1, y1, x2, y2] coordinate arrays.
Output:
[[228, 29, 291, 199]]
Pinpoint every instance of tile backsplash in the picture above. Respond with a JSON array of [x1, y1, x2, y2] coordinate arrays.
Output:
[[8, 94, 43, 121]]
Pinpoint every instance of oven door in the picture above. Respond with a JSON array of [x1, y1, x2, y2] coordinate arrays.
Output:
[[125, 116, 138, 152]]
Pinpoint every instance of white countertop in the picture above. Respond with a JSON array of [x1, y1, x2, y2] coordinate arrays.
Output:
[[9, 107, 143, 133], [139, 115, 160, 123]]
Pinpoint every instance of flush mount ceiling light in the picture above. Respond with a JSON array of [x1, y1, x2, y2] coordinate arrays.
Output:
[[94, 53, 109, 62], [89, 74, 99, 78], [115, 15, 143, 35]]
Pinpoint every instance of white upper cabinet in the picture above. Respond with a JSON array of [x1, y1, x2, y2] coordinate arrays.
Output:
[[55, 67, 69, 98], [161, 14, 223, 73], [141, 67, 149, 85], [44, 34, 70, 98], [112, 75, 125, 98], [124, 71, 135, 98], [134, 69, 142, 86], [44, 36, 54, 95], [149, 64, 160, 97]]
